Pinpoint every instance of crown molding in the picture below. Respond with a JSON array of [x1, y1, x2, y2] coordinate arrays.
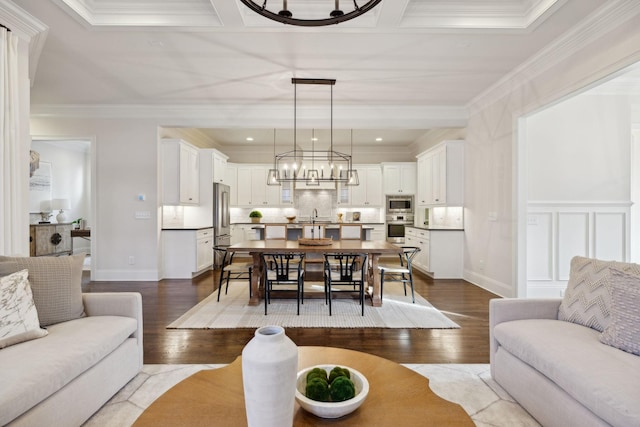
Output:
[[401, 0, 564, 30], [55, 0, 222, 28], [467, 0, 640, 114], [0, 1, 49, 83], [30, 104, 468, 129]]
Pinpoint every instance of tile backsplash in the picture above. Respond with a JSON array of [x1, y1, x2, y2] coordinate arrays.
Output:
[[231, 190, 384, 223]]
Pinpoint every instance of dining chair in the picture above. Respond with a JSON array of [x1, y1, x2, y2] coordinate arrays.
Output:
[[302, 224, 325, 239], [377, 246, 421, 303], [323, 253, 368, 316], [213, 246, 253, 301], [262, 253, 305, 315], [264, 224, 288, 240], [339, 224, 362, 240]]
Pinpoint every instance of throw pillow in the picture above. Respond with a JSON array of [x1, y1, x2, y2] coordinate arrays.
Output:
[[0, 261, 19, 277], [558, 256, 640, 332], [599, 269, 640, 356], [0, 269, 48, 349], [0, 254, 85, 327]]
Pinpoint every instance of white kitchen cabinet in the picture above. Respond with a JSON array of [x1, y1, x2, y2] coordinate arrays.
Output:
[[368, 224, 385, 241], [349, 165, 383, 206], [231, 224, 258, 243], [162, 227, 214, 278], [382, 163, 416, 195], [161, 139, 200, 205], [416, 140, 464, 207], [405, 226, 463, 278], [225, 164, 238, 205], [212, 150, 228, 184], [236, 164, 283, 207]]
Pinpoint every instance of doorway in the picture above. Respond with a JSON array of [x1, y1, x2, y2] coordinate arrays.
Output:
[[29, 137, 95, 277], [517, 62, 640, 298]]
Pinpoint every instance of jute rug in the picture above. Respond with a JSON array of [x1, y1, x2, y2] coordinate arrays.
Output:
[[167, 282, 459, 329]]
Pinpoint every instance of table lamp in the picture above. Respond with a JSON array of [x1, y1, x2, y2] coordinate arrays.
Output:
[[52, 198, 70, 223]]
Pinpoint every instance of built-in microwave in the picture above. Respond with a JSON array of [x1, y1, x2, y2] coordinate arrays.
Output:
[[386, 195, 414, 214]]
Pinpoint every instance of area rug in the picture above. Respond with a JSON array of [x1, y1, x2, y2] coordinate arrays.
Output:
[[83, 364, 540, 427], [167, 281, 459, 329]]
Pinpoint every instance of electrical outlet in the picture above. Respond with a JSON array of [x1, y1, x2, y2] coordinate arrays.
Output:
[[479, 259, 485, 271], [128, 256, 135, 265]]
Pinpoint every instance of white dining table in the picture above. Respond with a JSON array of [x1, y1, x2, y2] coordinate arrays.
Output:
[[227, 239, 402, 307]]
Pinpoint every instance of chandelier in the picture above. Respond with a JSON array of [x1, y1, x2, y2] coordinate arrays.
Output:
[[267, 78, 359, 186], [239, 0, 383, 27]]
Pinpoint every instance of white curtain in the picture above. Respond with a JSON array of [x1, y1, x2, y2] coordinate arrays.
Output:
[[0, 27, 22, 255]]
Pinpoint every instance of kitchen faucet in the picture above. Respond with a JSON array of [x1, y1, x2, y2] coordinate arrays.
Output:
[[311, 208, 318, 238]]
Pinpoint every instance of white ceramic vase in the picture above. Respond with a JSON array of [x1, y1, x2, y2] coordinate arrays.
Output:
[[242, 325, 298, 427]]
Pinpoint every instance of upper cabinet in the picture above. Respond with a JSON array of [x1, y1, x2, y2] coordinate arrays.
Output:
[[416, 140, 464, 207], [211, 150, 228, 184], [235, 165, 281, 207], [382, 162, 416, 195], [348, 165, 383, 206], [161, 139, 200, 205]]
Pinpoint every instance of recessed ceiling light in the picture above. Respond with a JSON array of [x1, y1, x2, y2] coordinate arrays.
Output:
[[375, 137, 383, 142], [246, 137, 254, 141], [311, 137, 318, 141]]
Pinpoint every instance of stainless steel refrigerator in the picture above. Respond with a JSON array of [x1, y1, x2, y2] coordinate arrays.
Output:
[[213, 183, 231, 267]]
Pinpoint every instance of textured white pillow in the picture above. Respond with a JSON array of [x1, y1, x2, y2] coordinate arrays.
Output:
[[599, 269, 640, 356], [558, 256, 640, 332], [0, 254, 85, 327], [0, 269, 48, 349]]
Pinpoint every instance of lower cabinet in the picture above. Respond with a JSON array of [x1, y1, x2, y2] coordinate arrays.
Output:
[[405, 227, 463, 278], [162, 228, 214, 279], [30, 224, 73, 256]]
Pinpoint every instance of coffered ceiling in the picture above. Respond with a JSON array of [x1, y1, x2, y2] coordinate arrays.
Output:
[[8, 0, 613, 148]]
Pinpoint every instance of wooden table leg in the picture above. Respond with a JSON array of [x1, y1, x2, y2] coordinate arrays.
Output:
[[248, 252, 261, 306], [370, 252, 382, 307]]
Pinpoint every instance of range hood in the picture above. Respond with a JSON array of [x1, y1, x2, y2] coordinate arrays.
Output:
[[294, 180, 337, 190]]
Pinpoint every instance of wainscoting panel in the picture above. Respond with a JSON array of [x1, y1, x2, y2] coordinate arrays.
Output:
[[526, 203, 631, 298], [594, 212, 626, 261], [557, 212, 589, 280], [526, 212, 553, 281]]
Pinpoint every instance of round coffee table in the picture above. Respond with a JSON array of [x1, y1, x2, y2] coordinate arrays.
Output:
[[133, 346, 474, 426]]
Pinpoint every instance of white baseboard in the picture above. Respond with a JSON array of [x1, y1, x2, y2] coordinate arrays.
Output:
[[93, 269, 161, 281], [463, 269, 513, 298]]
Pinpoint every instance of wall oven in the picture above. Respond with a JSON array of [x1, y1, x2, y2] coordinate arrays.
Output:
[[386, 195, 413, 214], [386, 214, 414, 244]]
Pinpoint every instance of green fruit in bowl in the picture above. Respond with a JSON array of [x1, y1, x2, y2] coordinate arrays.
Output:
[[329, 376, 356, 402]]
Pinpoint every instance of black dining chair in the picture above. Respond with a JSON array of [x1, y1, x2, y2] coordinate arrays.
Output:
[[377, 246, 420, 303], [323, 253, 368, 316], [262, 253, 305, 315], [213, 246, 253, 301]]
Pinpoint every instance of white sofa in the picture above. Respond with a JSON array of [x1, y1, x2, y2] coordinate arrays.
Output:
[[0, 292, 143, 426], [490, 298, 640, 427]]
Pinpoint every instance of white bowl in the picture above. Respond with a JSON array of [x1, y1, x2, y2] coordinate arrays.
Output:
[[295, 364, 369, 419]]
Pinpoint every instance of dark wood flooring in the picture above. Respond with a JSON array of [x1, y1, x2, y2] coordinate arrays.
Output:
[[82, 269, 500, 365]]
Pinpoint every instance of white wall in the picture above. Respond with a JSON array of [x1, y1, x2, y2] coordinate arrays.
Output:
[[526, 94, 630, 201], [464, 7, 640, 297]]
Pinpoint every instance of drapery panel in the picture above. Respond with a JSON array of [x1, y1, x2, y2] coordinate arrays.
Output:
[[0, 27, 22, 255]]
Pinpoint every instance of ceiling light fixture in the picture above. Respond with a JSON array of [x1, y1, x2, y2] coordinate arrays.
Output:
[[239, 0, 382, 27], [267, 78, 358, 186]]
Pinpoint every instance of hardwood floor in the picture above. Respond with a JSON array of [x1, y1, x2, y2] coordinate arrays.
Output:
[[82, 269, 500, 365]]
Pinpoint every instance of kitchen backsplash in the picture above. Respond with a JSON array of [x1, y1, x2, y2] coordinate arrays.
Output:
[[231, 190, 384, 223]]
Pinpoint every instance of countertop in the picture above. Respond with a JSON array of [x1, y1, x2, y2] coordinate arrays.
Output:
[[242, 222, 383, 230], [407, 225, 464, 231], [162, 225, 214, 231]]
